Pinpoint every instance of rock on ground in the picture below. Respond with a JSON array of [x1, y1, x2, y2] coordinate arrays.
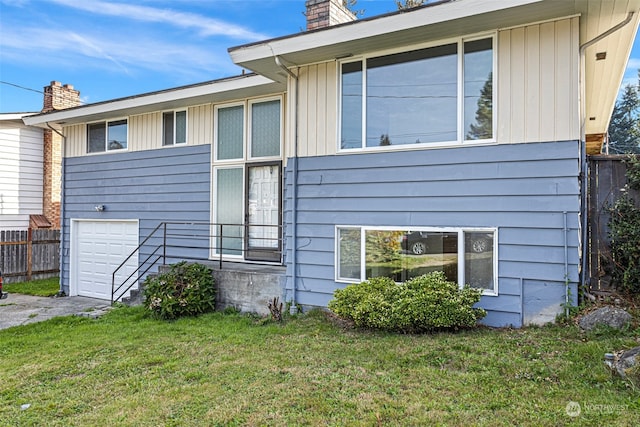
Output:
[[578, 306, 632, 331]]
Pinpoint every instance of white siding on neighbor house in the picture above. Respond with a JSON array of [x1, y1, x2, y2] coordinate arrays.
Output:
[[0, 120, 44, 230], [287, 17, 580, 158]]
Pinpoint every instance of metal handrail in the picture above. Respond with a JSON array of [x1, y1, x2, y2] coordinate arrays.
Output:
[[110, 221, 283, 304]]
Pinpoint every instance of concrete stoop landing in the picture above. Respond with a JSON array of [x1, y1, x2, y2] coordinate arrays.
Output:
[[121, 262, 286, 316]]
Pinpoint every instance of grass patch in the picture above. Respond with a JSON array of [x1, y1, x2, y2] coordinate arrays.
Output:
[[0, 308, 638, 426], [2, 277, 59, 297]]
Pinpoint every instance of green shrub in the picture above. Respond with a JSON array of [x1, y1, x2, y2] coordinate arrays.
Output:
[[143, 262, 216, 320], [328, 272, 486, 332], [609, 155, 640, 294]]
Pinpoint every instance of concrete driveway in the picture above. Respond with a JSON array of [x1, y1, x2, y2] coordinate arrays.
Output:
[[0, 294, 112, 330]]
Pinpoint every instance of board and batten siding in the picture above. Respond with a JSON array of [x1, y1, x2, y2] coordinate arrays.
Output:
[[0, 120, 44, 230], [63, 104, 213, 157], [60, 144, 211, 295], [287, 17, 580, 158], [283, 140, 580, 327]]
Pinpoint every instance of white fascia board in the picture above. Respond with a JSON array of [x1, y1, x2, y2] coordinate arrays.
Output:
[[23, 74, 281, 127], [229, 0, 543, 64], [0, 113, 38, 121]]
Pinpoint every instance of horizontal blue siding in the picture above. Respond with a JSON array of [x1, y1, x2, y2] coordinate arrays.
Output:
[[284, 140, 581, 328], [61, 145, 211, 295]]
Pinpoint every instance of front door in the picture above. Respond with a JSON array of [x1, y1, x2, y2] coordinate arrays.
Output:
[[246, 163, 281, 261]]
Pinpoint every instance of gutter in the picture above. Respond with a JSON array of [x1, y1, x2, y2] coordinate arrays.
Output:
[[46, 123, 66, 296], [275, 55, 300, 314], [578, 11, 635, 297]]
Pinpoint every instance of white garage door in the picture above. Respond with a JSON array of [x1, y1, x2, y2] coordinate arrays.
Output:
[[72, 220, 139, 300]]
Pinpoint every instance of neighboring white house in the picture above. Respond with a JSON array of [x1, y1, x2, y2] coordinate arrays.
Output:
[[0, 113, 44, 230]]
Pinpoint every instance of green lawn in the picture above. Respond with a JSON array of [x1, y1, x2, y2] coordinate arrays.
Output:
[[2, 277, 60, 297], [0, 307, 638, 426]]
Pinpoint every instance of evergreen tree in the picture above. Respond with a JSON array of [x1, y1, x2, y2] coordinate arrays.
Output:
[[396, 0, 425, 10], [467, 72, 493, 140], [608, 73, 640, 154]]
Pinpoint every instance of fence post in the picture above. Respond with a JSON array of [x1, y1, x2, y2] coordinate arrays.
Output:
[[27, 228, 33, 281]]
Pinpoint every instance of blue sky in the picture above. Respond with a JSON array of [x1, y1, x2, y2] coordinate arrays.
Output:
[[1, 0, 639, 113]]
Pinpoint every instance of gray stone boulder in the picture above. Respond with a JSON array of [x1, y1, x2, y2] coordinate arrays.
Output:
[[605, 347, 640, 379], [578, 306, 632, 331]]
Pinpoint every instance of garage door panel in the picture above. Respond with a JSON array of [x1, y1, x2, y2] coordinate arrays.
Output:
[[73, 220, 139, 300]]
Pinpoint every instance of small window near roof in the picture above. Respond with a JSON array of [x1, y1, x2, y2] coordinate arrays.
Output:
[[87, 119, 127, 153], [163, 110, 187, 146]]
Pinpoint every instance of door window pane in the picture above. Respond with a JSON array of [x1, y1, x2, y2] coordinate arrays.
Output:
[[216, 168, 243, 255], [248, 165, 279, 249], [341, 62, 363, 149], [366, 44, 458, 147], [464, 39, 493, 140], [217, 105, 244, 160], [251, 100, 280, 158]]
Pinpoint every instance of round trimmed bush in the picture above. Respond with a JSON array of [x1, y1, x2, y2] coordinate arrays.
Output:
[[143, 262, 215, 320], [328, 272, 486, 332]]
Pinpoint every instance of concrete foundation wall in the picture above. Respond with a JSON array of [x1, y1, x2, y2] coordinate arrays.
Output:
[[212, 267, 286, 315]]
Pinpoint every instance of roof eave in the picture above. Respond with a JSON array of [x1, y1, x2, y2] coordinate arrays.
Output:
[[229, 0, 546, 79], [23, 74, 284, 127]]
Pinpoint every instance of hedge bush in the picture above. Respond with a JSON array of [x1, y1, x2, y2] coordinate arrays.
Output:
[[328, 272, 486, 332], [143, 262, 216, 320]]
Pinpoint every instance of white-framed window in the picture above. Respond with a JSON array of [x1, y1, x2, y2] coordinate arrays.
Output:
[[87, 119, 128, 153], [212, 96, 283, 262], [339, 34, 495, 151], [336, 226, 498, 295], [163, 110, 187, 146]]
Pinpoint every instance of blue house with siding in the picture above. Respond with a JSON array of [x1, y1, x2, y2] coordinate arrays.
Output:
[[24, 0, 640, 327]]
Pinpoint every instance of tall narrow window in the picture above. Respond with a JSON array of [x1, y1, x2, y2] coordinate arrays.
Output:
[[341, 62, 363, 149], [217, 105, 244, 160], [215, 168, 243, 256], [163, 110, 187, 146], [251, 100, 280, 158], [464, 39, 493, 140]]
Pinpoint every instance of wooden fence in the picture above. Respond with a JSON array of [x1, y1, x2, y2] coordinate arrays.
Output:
[[0, 229, 60, 284], [587, 155, 640, 293]]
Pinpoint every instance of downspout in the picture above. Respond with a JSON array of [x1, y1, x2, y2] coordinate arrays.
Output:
[[275, 55, 300, 314], [46, 122, 66, 295], [578, 11, 635, 298]]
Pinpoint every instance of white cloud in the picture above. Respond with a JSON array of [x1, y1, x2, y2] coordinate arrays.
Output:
[[0, 25, 237, 78], [46, 0, 269, 41]]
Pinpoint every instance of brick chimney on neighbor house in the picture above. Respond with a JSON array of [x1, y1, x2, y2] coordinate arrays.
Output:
[[35, 81, 81, 229], [306, 0, 357, 31]]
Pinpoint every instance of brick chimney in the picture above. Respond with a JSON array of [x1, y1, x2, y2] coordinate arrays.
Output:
[[306, 0, 357, 31], [42, 80, 80, 112], [37, 81, 81, 229]]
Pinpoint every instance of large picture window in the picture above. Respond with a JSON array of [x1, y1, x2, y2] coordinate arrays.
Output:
[[340, 36, 494, 150], [87, 119, 128, 153], [336, 226, 497, 294]]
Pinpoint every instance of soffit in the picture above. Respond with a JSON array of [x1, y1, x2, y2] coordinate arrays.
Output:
[[23, 75, 285, 128]]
